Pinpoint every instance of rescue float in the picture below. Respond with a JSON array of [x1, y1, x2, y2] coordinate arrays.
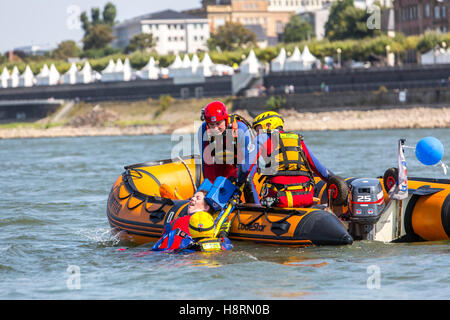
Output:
[[106, 139, 450, 246]]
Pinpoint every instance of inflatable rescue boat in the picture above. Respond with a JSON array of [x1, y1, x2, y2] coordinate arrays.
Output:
[[106, 155, 352, 246], [106, 155, 450, 246]]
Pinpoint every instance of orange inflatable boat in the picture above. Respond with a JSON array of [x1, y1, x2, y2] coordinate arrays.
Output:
[[106, 156, 450, 246], [106, 156, 352, 246]]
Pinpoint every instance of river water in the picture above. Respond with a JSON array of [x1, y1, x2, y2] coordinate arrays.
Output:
[[1, 128, 449, 300]]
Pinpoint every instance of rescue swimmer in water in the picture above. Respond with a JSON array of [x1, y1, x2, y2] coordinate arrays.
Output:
[[152, 183, 234, 253]]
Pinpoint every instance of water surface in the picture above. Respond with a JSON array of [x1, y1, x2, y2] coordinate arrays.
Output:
[[1, 128, 449, 299]]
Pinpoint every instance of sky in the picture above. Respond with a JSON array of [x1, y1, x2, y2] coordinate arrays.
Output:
[[0, 0, 200, 53]]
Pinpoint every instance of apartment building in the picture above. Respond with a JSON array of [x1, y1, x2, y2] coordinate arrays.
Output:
[[112, 10, 210, 55], [394, 0, 449, 35]]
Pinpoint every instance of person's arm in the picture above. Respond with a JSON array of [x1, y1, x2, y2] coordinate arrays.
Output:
[[301, 140, 332, 182], [235, 122, 256, 184]]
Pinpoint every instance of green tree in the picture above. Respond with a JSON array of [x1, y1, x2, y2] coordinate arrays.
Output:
[[325, 0, 380, 40], [79, 2, 118, 51], [283, 15, 314, 43], [82, 24, 115, 50], [91, 8, 101, 25], [207, 22, 257, 51], [102, 2, 117, 26], [52, 40, 81, 59], [80, 12, 91, 33], [125, 33, 156, 53]]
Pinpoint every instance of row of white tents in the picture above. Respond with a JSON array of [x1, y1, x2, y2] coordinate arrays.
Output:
[[0, 53, 236, 89], [270, 46, 321, 72], [0, 62, 98, 89], [98, 53, 230, 82], [1, 47, 320, 89], [421, 48, 450, 65]]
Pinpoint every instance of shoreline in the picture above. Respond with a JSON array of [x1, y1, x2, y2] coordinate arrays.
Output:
[[1, 105, 450, 139]]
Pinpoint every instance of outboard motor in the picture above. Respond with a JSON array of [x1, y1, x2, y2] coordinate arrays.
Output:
[[348, 178, 385, 240]]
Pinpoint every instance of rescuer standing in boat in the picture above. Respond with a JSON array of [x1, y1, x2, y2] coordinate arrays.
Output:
[[251, 111, 332, 208], [197, 101, 259, 204]]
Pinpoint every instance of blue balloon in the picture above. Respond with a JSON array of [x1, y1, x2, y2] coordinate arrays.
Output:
[[415, 137, 444, 166]]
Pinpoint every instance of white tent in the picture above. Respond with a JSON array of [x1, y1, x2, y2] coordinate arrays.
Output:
[[8, 66, 20, 88], [140, 57, 160, 80], [62, 63, 78, 84], [271, 48, 286, 72], [284, 47, 303, 71], [77, 61, 94, 84], [48, 64, 61, 85], [421, 48, 450, 65], [301, 45, 319, 70], [168, 54, 183, 78], [240, 50, 261, 74], [421, 50, 434, 65], [197, 53, 214, 77], [191, 54, 200, 75], [435, 48, 450, 64], [115, 59, 124, 73], [121, 58, 133, 81], [1, 67, 9, 88], [100, 59, 116, 82], [36, 64, 50, 86], [212, 64, 234, 76], [19, 65, 35, 87], [180, 54, 193, 77], [103, 59, 116, 72]]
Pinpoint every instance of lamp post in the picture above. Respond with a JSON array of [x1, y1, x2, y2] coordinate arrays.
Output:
[[337, 48, 342, 68], [386, 45, 391, 67]]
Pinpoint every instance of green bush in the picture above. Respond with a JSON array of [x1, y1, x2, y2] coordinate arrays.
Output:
[[265, 96, 287, 112]]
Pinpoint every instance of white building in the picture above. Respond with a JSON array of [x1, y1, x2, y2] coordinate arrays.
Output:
[[268, 0, 335, 13], [113, 9, 210, 55]]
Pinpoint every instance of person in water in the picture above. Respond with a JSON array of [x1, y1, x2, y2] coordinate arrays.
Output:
[[187, 189, 213, 215], [197, 101, 259, 204], [250, 111, 333, 208], [152, 190, 232, 252]]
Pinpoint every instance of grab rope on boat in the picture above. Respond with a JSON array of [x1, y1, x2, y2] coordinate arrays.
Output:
[[178, 156, 197, 192]]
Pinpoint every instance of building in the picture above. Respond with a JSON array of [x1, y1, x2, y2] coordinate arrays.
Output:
[[13, 45, 48, 56], [394, 0, 449, 35], [112, 9, 210, 55], [298, 7, 331, 40], [195, 0, 337, 46], [268, 0, 334, 12]]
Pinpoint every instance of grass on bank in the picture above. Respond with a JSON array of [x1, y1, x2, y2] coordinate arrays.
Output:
[[0, 96, 231, 130]]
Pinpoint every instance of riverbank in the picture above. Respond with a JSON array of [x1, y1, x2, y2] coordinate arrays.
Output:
[[1, 99, 450, 139]]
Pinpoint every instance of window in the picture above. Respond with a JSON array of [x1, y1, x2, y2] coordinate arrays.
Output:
[[442, 6, 446, 18], [425, 3, 430, 18], [435, 6, 440, 18]]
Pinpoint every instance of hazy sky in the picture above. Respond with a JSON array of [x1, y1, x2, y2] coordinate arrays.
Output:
[[0, 0, 200, 53]]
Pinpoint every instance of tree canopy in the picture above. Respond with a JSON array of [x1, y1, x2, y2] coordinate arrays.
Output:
[[125, 33, 156, 53], [325, 0, 381, 41], [283, 15, 314, 43], [80, 2, 117, 50], [207, 22, 257, 51], [52, 40, 81, 59]]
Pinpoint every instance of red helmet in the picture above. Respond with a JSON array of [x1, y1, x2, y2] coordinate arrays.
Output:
[[204, 101, 229, 125]]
